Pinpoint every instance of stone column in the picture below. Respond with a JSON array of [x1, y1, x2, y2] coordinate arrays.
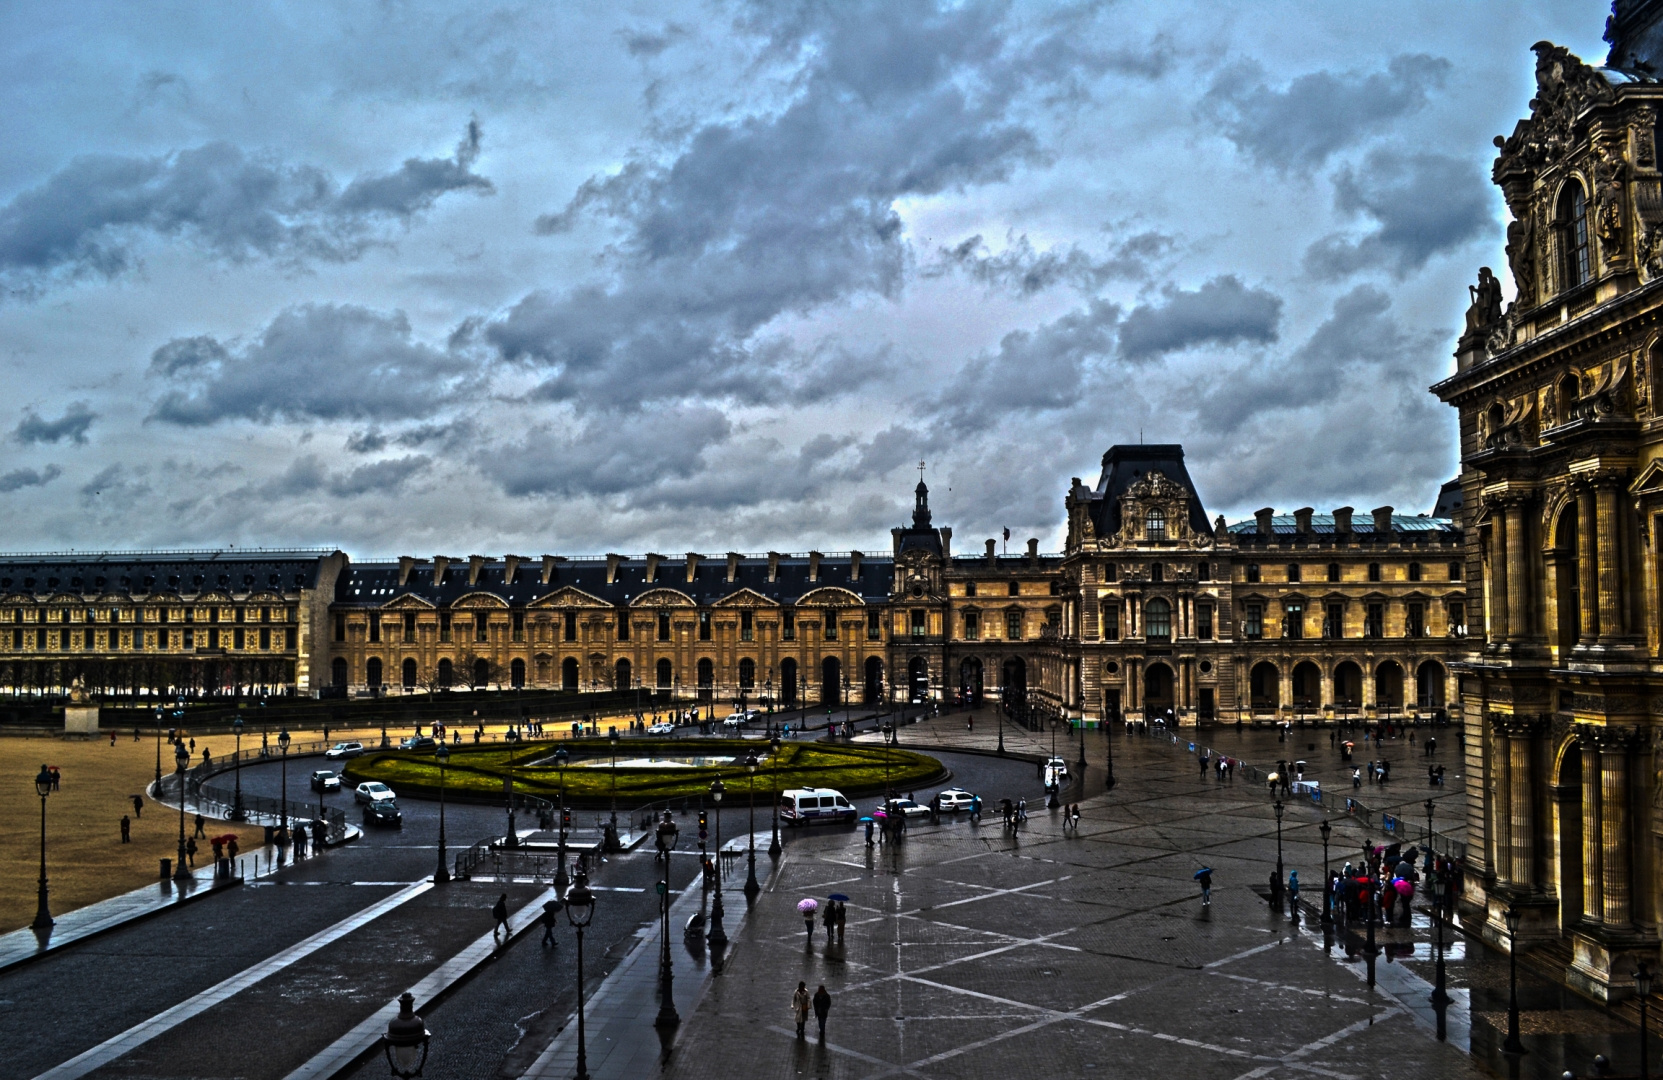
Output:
[[1579, 486, 1600, 644], [1581, 734, 1604, 923], [1509, 728, 1535, 888], [1600, 732, 1632, 926], [1596, 483, 1624, 642], [1490, 509, 1511, 643], [1505, 499, 1530, 641], [1492, 715, 1514, 885]]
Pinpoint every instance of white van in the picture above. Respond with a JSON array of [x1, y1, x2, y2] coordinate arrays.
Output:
[[779, 787, 856, 826]]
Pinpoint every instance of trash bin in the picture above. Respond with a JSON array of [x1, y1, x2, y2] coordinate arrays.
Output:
[[217, 857, 232, 881], [264, 824, 275, 845], [160, 858, 171, 880]]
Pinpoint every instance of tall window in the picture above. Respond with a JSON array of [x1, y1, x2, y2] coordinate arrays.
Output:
[[1196, 561, 1210, 581], [1286, 564, 1301, 583], [1145, 598, 1171, 642], [335, 614, 346, 642], [966, 581, 977, 597], [1448, 561, 1463, 581], [1283, 601, 1303, 639], [740, 610, 753, 641], [1449, 602, 1467, 636], [615, 611, 628, 641], [1367, 562, 1382, 583], [698, 610, 712, 641], [1151, 562, 1164, 583], [369, 613, 381, 643], [868, 610, 881, 640], [1365, 603, 1385, 638], [1103, 565, 1117, 583], [1196, 603, 1212, 639], [1145, 508, 1166, 541], [475, 612, 489, 642], [1246, 564, 1261, 583], [1324, 602, 1344, 639], [823, 609, 837, 640], [1009, 580, 1021, 594], [782, 610, 795, 641], [1406, 602, 1425, 638], [964, 612, 980, 640], [1242, 602, 1262, 640], [1007, 611, 1023, 640], [403, 612, 416, 642], [911, 609, 927, 637], [439, 612, 451, 642], [1105, 601, 1120, 641], [1327, 563, 1341, 583], [513, 610, 526, 641], [1561, 181, 1591, 289], [658, 611, 671, 640], [739, 657, 755, 689], [1407, 562, 1422, 582], [563, 611, 577, 641]]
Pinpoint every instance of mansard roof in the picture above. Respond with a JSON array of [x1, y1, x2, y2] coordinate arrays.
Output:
[[0, 550, 329, 599], [1224, 514, 1459, 537], [1086, 444, 1212, 539], [338, 552, 895, 609]]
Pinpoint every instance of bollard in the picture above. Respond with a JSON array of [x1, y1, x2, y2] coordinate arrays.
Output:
[[160, 858, 172, 880]]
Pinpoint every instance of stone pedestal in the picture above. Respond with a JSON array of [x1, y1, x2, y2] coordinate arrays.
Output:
[[63, 705, 100, 737], [1569, 926, 1655, 1002]]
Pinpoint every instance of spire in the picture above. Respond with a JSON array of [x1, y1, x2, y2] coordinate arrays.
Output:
[[913, 460, 932, 529]]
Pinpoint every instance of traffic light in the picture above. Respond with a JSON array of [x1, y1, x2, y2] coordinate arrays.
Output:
[[697, 810, 708, 840], [561, 807, 571, 830]]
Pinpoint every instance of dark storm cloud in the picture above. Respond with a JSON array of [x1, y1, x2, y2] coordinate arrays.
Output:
[[148, 303, 482, 425], [933, 298, 1120, 425], [490, 406, 733, 499], [927, 230, 1173, 294], [260, 453, 430, 498], [0, 465, 62, 493], [0, 123, 491, 296], [346, 420, 474, 455], [1117, 276, 1281, 359], [497, 0, 1162, 411], [13, 401, 95, 445], [1202, 54, 1451, 170], [1303, 149, 1496, 277]]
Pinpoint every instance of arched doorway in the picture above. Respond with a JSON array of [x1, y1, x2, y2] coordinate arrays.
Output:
[[908, 656, 929, 702], [739, 657, 755, 690], [1250, 661, 1279, 711], [366, 657, 383, 689], [864, 656, 883, 704], [657, 658, 673, 689], [511, 658, 526, 689], [561, 657, 578, 691], [822, 656, 841, 705], [1333, 661, 1362, 708], [438, 658, 454, 689], [959, 657, 984, 706], [1291, 661, 1321, 711], [615, 658, 631, 691], [1375, 661, 1404, 711], [473, 658, 490, 688], [1144, 661, 1175, 719], [1416, 660, 1445, 709], [781, 658, 798, 707], [332, 657, 347, 689], [697, 657, 714, 703], [402, 658, 417, 689]]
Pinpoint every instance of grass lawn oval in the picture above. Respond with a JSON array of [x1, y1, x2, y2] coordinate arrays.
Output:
[[340, 738, 947, 807]]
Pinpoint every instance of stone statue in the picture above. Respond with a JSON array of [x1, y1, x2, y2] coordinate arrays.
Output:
[[1505, 211, 1535, 299], [69, 675, 90, 705], [1466, 267, 1504, 334]]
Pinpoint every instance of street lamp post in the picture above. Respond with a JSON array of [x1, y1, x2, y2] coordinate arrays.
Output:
[[654, 815, 680, 1028], [32, 764, 52, 929], [1077, 711, 1088, 773], [174, 739, 192, 881], [554, 747, 570, 891], [608, 727, 620, 826], [383, 992, 431, 1079], [1424, 797, 1436, 849], [1363, 839, 1376, 989], [565, 872, 597, 1080], [708, 778, 727, 946], [1318, 819, 1332, 925], [154, 708, 163, 784], [278, 728, 292, 851], [1273, 799, 1285, 915], [1638, 960, 1654, 1080], [1503, 905, 1525, 1055], [433, 743, 451, 883], [1430, 866, 1448, 1040], [1047, 717, 1061, 809], [231, 716, 245, 821], [768, 736, 782, 859], [743, 752, 760, 900]]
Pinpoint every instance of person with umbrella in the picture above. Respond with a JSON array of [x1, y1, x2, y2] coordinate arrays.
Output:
[[1195, 867, 1213, 908], [798, 898, 818, 944], [861, 815, 875, 846], [828, 893, 850, 941]]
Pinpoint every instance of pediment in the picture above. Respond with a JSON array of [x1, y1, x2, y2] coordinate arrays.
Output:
[[381, 593, 436, 610], [197, 591, 234, 603], [449, 591, 510, 609], [244, 590, 286, 604], [630, 588, 697, 608], [1632, 459, 1663, 497], [797, 586, 866, 607], [713, 588, 780, 608], [529, 586, 610, 609]]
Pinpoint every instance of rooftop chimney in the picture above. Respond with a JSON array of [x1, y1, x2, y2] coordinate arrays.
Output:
[[1293, 507, 1313, 535], [685, 553, 702, 583], [605, 554, 624, 585], [767, 551, 781, 582], [1027, 538, 1039, 567], [850, 550, 862, 579], [940, 527, 952, 559], [808, 551, 822, 582], [726, 552, 740, 583], [986, 538, 997, 566], [645, 553, 662, 584], [1371, 506, 1394, 535], [397, 556, 416, 588], [503, 555, 522, 585], [541, 555, 561, 585], [1254, 508, 1274, 536], [432, 556, 450, 587], [468, 555, 486, 587]]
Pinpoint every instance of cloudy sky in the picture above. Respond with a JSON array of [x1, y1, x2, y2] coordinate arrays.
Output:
[[0, 1, 1607, 558]]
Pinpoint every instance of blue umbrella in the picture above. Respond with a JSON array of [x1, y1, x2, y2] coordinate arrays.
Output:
[[1193, 868, 1213, 879], [858, 815, 874, 823], [828, 892, 850, 902]]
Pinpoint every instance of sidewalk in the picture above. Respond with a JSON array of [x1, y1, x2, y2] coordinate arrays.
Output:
[[850, 707, 1055, 758]]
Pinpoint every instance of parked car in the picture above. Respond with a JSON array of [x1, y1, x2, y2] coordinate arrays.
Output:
[[310, 769, 341, 793], [324, 741, 365, 760], [883, 798, 931, 820], [399, 736, 436, 752], [355, 781, 396, 805], [363, 799, 403, 827], [721, 714, 748, 729], [933, 788, 975, 813], [779, 787, 856, 826], [647, 721, 676, 735]]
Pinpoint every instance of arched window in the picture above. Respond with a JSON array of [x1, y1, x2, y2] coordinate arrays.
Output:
[[780, 658, 798, 705], [1560, 181, 1591, 289], [614, 658, 631, 691], [402, 657, 417, 689], [1145, 508, 1166, 541], [1144, 598, 1171, 642], [438, 658, 454, 689], [366, 657, 383, 688], [510, 658, 525, 689], [739, 657, 755, 689], [473, 658, 490, 687], [1558, 372, 1581, 425], [656, 658, 673, 688], [561, 656, 578, 691], [697, 658, 714, 688]]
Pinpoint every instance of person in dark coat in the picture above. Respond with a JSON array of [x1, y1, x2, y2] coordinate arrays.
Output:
[[812, 985, 832, 1040], [492, 893, 511, 942], [120, 815, 131, 843]]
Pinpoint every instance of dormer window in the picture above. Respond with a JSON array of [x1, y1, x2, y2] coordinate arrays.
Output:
[[1559, 180, 1591, 290], [1145, 508, 1166, 541]]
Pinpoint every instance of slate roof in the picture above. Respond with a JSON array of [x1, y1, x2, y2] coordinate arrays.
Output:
[[1085, 445, 1213, 539], [0, 550, 329, 598]]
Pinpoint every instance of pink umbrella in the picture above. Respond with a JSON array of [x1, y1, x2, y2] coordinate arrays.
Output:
[[797, 898, 819, 913], [1393, 878, 1414, 897]]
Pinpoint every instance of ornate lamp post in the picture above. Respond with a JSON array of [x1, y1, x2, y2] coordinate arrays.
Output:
[[1430, 865, 1448, 1040], [1638, 960, 1654, 1080], [174, 739, 192, 881], [32, 764, 53, 929], [1271, 799, 1285, 915], [1424, 797, 1436, 849], [231, 716, 245, 820], [154, 707, 164, 784], [654, 815, 680, 1028], [554, 747, 570, 891], [1077, 711, 1088, 772], [277, 727, 292, 850], [768, 736, 782, 859], [1319, 819, 1332, 926], [1047, 717, 1061, 809], [565, 872, 597, 1080], [765, 674, 774, 737], [608, 726, 620, 827], [1503, 905, 1525, 1055], [707, 778, 727, 946], [433, 743, 451, 883], [384, 992, 431, 1078], [743, 751, 761, 900]]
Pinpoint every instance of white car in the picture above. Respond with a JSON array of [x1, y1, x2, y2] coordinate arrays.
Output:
[[354, 781, 396, 805], [721, 714, 748, 729], [325, 742, 365, 760], [647, 722, 676, 735], [883, 798, 931, 820], [933, 788, 975, 812]]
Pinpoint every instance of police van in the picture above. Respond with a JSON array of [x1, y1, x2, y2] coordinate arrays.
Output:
[[779, 787, 856, 826]]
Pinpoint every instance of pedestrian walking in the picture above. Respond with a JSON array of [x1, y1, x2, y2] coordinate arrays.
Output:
[[835, 901, 846, 942], [185, 836, 198, 867], [822, 902, 835, 942], [1017, 797, 1027, 822], [541, 900, 561, 947], [1070, 804, 1081, 832], [864, 817, 875, 846], [50, 766, 60, 790], [120, 815, 131, 843], [1352, 767, 1362, 789], [804, 905, 817, 943], [1197, 868, 1212, 907], [792, 982, 811, 1037], [492, 893, 511, 942], [813, 984, 832, 1040], [1288, 870, 1300, 922], [194, 812, 206, 839]]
